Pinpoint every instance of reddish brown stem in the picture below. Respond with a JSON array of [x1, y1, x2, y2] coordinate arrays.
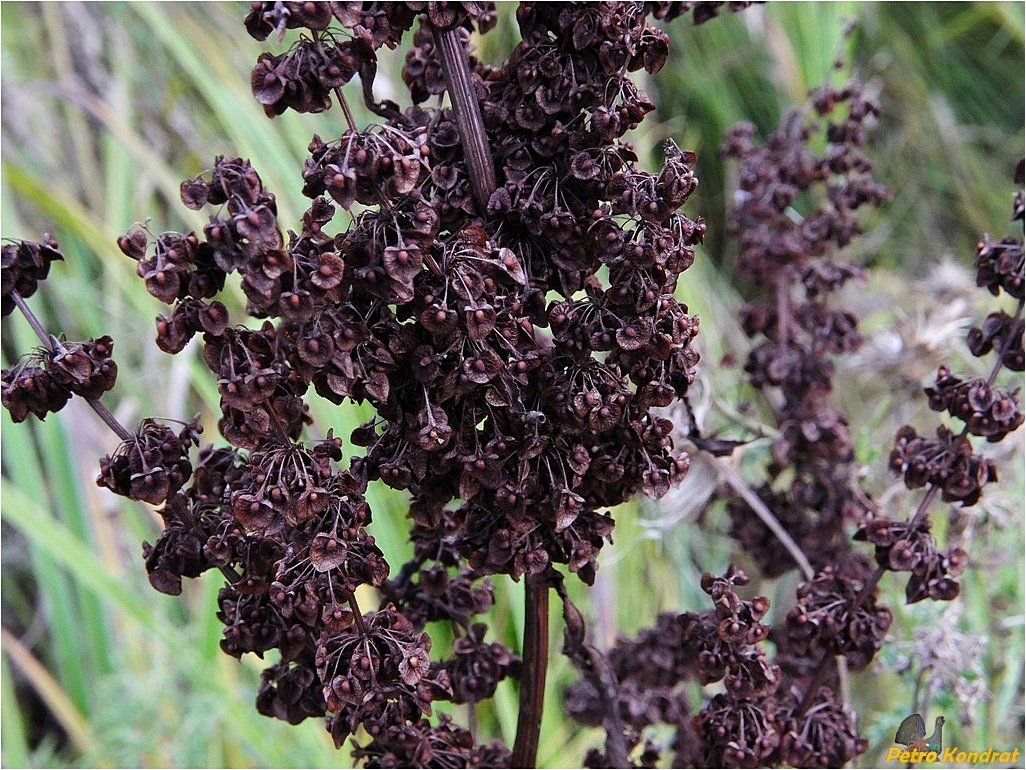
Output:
[[796, 653, 836, 715], [432, 25, 497, 215], [87, 398, 133, 442], [586, 644, 630, 767], [344, 589, 368, 635], [552, 572, 629, 767], [333, 86, 358, 133], [512, 574, 549, 768]]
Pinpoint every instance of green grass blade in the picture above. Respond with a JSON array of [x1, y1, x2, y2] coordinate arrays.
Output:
[[36, 413, 116, 677], [0, 650, 31, 768], [1, 628, 96, 758], [0, 475, 156, 632], [1, 439, 89, 714]]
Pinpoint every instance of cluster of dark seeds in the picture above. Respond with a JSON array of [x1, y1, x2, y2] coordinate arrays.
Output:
[[1, 235, 64, 316], [854, 516, 968, 603], [3, 3, 1022, 768], [925, 366, 1023, 442], [566, 565, 870, 768], [0, 237, 120, 422], [2, 332, 118, 421], [711, 86, 898, 762], [879, 161, 1024, 595], [568, 566, 776, 766], [97, 1, 725, 762], [720, 80, 890, 580], [561, 80, 1022, 770]]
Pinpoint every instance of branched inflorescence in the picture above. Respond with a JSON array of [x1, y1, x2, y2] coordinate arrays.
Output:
[[720, 81, 890, 583], [3, 2, 1021, 768], [877, 160, 1024, 601], [564, 83, 1021, 769], [1, 2, 739, 765], [563, 79, 891, 767], [1, 238, 120, 420]]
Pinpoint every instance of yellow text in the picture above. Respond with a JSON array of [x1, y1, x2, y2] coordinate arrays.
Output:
[[886, 746, 1022, 764]]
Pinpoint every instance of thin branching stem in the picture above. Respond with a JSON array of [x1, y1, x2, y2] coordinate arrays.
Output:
[[714, 455, 815, 580], [334, 86, 359, 133], [430, 19, 557, 765], [345, 589, 368, 635], [87, 398, 133, 443], [801, 291, 1022, 717], [11, 292, 51, 348]]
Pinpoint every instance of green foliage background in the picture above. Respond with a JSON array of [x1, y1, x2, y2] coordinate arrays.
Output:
[[1, 3, 1022, 767]]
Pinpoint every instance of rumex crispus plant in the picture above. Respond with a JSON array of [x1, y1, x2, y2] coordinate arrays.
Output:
[[1, 3, 1023, 768]]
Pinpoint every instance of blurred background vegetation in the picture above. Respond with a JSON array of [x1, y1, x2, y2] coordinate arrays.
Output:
[[1, 2, 1022, 767]]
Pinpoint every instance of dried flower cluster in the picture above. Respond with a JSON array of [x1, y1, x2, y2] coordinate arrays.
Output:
[[720, 81, 889, 581], [1, 238, 121, 420], [563, 81, 889, 767], [715, 82, 891, 766], [3, 3, 1022, 769], [567, 565, 869, 768], [2, 330, 118, 421], [0, 236, 63, 316], [3, 2, 728, 765], [567, 566, 775, 766], [560, 85, 1021, 769], [877, 160, 1024, 601]]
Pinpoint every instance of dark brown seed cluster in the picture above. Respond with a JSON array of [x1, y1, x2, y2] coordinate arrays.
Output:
[[104, 1, 709, 762], [925, 366, 1023, 442], [886, 163, 1021, 525], [1, 235, 64, 316], [566, 566, 868, 768], [880, 163, 1024, 597], [720, 82, 889, 580], [97, 417, 199, 506], [245, 2, 496, 119], [648, 1, 759, 25], [2, 334, 118, 421], [975, 233, 1024, 299], [784, 568, 892, 670], [566, 567, 771, 766], [566, 75, 893, 769], [773, 688, 867, 768], [967, 309, 1024, 370], [854, 516, 968, 603], [5, 3, 1018, 768], [352, 713, 511, 768]]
